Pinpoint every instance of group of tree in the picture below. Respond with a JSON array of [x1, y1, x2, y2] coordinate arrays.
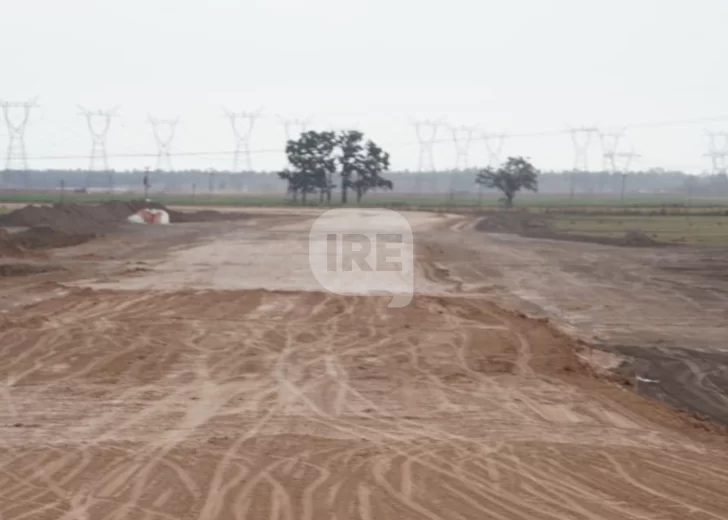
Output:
[[279, 130, 393, 204]]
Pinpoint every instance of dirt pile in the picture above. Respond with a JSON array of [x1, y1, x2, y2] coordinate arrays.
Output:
[[0, 263, 63, 277], [475, 210, 549, 235], [622, 230, 660, 246], [0, 201, 153, 234], [0, 228, 32, 257], [0, 201, 247, 254], [605, 344, 728, 428], [476, 210, 664, 247]]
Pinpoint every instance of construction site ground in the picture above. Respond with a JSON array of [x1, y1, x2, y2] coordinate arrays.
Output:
[[1, 208, 727, 520]]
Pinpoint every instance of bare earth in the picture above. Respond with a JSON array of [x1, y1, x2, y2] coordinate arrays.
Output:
[[1, 210, 727, 520]]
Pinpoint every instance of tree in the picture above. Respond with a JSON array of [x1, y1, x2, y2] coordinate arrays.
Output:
[[279, 129, 393, 205], [337, 131, 392, 203], [475, 156, 539, 207], [279, 131, 337, 204], [349, 140, 393, 203]]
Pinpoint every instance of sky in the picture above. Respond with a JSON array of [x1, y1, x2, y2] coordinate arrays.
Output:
[[2, 0, 728, 173]]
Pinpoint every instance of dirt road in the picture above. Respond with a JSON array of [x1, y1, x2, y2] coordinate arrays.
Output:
[[1, 211, 727, 519]]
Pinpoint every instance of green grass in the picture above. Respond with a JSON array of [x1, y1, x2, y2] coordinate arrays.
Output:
[[551, 215, 728, 245], [0, 190, 726, 210]]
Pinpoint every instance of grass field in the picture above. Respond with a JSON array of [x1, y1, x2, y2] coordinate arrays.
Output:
[[0, 189, 726, 210], [551, 214, 728, 245]]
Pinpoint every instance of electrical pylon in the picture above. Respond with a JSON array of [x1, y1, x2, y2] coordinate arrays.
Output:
[[598, 130, 624, 172], [570, 126, 598, 171], [614, 149, 640, 203], [1, 98, 38, 171], [704, 130, 728, 174], [412, 118, 442, 172], [482, 133, 506, 167], [450, 125, 476, 171], [279, 116, 312, 141], [614, 149, 639, 173], [567, 126, 598, 199], [78, 105, 118, 171], [224, 108, 261, 172], [148, 116, 179, 171]]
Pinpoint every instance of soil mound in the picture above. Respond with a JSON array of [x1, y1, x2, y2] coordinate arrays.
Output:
[[0, 263, 63, 277], [0, 201, 153, 234], [0, 228, 32, 258], [476, 210, 665, 248], [0, 201, 246, 254], [622, 230, 659, 246], [475, 210, 549, 235], [606, 344, 728, 428], [13, 227, 96, 250], [0, 201, 243, 233]]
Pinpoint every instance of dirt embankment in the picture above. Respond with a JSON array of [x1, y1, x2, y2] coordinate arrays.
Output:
[[602, 345, 728, 428], [476, 210, 661, 247], [0, 201, 248, 257]]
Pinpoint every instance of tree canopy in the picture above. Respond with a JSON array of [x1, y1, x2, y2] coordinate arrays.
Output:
[[475, 156, 539, 207], [279, 130, 392, 204]]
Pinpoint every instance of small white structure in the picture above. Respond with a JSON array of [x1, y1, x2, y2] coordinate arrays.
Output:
[[127, 208, 170, 225]]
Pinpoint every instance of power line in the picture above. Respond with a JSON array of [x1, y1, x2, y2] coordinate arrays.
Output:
[[13, 112, 728, 173]]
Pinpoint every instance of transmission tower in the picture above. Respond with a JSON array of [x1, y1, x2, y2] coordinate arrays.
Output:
[[567, 126, 598, 199], [613, 149, 640, 203], [279, 116, 311, 141], [78, 105, 118, 171], [570, 126, 598, 171], [704, 130, 728, 174], [450, 125, 476, 171], [224, 108, 261, 172], [148, 116, 179, 171], [412, 119, 442, 172], [598, 130, 624, 172], [482, 133, 506, 167], [1, 98, 38, 171]]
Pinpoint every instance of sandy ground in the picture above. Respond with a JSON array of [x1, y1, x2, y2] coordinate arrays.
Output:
[[1, 211, 727, 519]]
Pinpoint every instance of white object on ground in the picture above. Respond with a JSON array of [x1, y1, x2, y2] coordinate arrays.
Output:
[[636, 376, 659, 384], [127, 209, 170, 225]]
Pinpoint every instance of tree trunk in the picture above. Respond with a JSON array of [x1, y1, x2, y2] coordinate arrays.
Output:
[[356, 188, 363, 204], [341, 182, 348, 204], [302, 191, 307, 205]]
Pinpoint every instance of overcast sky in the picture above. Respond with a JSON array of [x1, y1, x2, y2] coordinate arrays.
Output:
[[2, 0, 728, 172]]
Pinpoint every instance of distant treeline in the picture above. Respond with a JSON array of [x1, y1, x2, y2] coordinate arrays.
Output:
[[1, 168, 727, 196]]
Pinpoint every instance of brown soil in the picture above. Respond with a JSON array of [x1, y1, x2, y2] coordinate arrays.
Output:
[[0, 201, 251, 254], [0, 201, 248, 233], [476, 210, 661, 247], [0, 211, 727, 519], [0, 262, 63, 277], [0, 228, 33, 257]]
